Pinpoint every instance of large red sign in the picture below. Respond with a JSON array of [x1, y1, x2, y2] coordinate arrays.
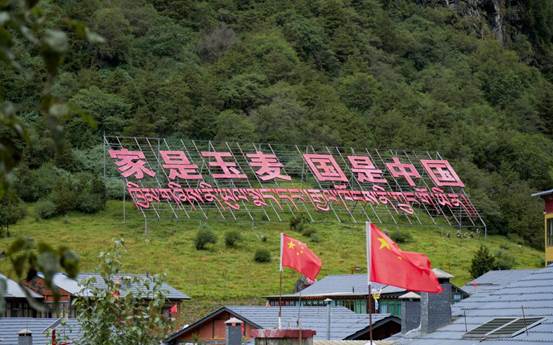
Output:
[[105, 137, 482, 228]]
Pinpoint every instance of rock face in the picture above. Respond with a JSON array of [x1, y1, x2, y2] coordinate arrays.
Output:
[[420, 0, 507, 44]]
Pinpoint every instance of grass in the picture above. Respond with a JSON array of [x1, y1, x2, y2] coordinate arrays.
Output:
[[0, 200, 544, 321]]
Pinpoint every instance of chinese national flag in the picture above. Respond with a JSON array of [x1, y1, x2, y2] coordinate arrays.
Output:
[[169, 304, 178, 315], [280, 234, 322, 281], [367, 223, 442, 293]]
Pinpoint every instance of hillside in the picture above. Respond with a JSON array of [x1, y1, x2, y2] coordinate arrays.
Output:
[[0, 201, 543, 320]]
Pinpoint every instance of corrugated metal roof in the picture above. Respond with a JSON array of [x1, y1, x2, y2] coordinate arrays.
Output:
[[0, 318, 81, 345], [166, 306, 399, 343], [391, 266, 553, 345], [1, 274, 42, 299], [40, 272, 189, 300], [531, 189, 553, 198], [291, 274, 405, 297], [227, 305, 395, 340]]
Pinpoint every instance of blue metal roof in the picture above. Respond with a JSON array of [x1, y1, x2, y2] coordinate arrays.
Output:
[[165, 305, 399, 344], [0, 318, 81, 345], [392, 266, 553, 345], [291, 274, 405, 297], [41, 272, 190, 300]]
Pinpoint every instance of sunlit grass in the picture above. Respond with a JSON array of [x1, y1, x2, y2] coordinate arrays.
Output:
[[0, 200, 543, 321]]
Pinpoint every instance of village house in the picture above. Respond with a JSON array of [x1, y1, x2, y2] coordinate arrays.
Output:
[[265, 269, 467, 317], [1, 274, 44, 318], [21, 272, 190, 318], [164, 305, 401, 345]]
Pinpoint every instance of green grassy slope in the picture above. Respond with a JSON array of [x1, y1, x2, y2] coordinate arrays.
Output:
[[0, 201, 543, 321]]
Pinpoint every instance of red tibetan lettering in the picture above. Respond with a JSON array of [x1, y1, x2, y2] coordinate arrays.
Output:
[[246, 151, 291, 181], [201, 151, 247, 179], [385, 157, 420, 187], [109, 149, 155, 179], [303, 154, 348, 182], [347, 155, 386, 184], [159, 151, 202, 180], [420, 160, 465, 187]]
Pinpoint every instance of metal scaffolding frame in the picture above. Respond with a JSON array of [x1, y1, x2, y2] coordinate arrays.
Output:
[[103, 135, 487, 234]]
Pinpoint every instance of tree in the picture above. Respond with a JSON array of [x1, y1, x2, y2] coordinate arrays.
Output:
[[0, 190, 26, 237], [74, 240, 171, 345], [470, 245, 496, 278], [0, 0, 102, 315]]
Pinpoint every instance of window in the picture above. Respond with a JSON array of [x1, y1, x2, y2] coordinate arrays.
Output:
[[546, 218, 553, 247]]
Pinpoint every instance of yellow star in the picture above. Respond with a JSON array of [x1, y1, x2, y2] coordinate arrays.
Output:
[[378, 237, 391, 250], [288, 241, 296, 249]]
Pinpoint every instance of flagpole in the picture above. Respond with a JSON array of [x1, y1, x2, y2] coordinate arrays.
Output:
[[279, 233, 284, 329], [366, 222, 374, 345]]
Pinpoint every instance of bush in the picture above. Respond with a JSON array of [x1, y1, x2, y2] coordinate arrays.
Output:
[[225, 230, 242, 248], [493, 250, 516, 270], [195, 228, 217, 250], [309, 233, 321, 243], [50, 176, 79, 215], [387, 229, 413, 244], [254, 249, 271, 263], [470, 245, 495, 278], [0, 191, 26, 233], [35, 199, 58, 219], [289, 213, 309, 233], [104, 177, 126, 200], [302, 227, 317, 238]]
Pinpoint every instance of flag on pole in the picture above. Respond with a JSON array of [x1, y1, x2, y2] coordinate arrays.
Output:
[[280, 233, 322, 281], [366, 223, 442, 293], [169, 304, 178, 315]]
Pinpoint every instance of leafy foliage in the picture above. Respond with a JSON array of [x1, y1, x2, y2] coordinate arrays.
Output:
[[254, 248, 271, 263], [74, 240, 171, 345], [470, 245, 496, 278], [224, 230, 242, 248], [195, 227, 217, 250]]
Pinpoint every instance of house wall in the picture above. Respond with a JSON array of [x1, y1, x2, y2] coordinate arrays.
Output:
[[22, 277, 74, 318], [174, 311, 257, 344]]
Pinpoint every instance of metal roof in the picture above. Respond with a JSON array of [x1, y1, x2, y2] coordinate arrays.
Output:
[[531, 189, 553, 198], [165, 305, 399, 343], [459, 269, 536, 297], [391, 265, 553, 345], [0, 318, 81, 345], [1, 274, 42, 299], [287, 274, 406, 297], [40, 272, 190, 300]]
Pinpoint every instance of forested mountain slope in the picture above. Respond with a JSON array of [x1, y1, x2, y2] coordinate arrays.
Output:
[[1, 0, 553, 248]]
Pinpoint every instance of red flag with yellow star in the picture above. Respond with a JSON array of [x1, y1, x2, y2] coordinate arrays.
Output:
[[280, 233, 322, 281], [367, 223, 442, 293]]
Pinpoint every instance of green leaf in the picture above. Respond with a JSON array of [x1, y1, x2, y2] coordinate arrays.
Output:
[[85, 28, 105, 44], [25, 0, 40, 9]]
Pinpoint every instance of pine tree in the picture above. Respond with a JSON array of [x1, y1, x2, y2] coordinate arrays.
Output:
[[470, 245, 496, 278]]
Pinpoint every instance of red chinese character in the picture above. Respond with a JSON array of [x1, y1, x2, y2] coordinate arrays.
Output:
[[385, 157, 420, 187], [246, 151, 291, 181], [109, 149, 155, 179], [347, 155, 386, 184], [159, 151, 202, 180], [420, 160, 464, 187], [303, 154, 348, 182], [201, 151, 247, 179]]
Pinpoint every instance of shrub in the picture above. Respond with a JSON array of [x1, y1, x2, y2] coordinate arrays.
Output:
[[254, 249, 271, 263], [104, 176, 126, 200], [35, 199, 58, 219], [289, 213, 309, 233], [309, 233, 321, 243], [302, 227, 317, 238], [50, 176, 79, 215], [493, 249, 516, 270], [195, 228, 217, 250], [225, 230, 242, 248], [470, 245, 495, 278], [387, 229, 413, 244]]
